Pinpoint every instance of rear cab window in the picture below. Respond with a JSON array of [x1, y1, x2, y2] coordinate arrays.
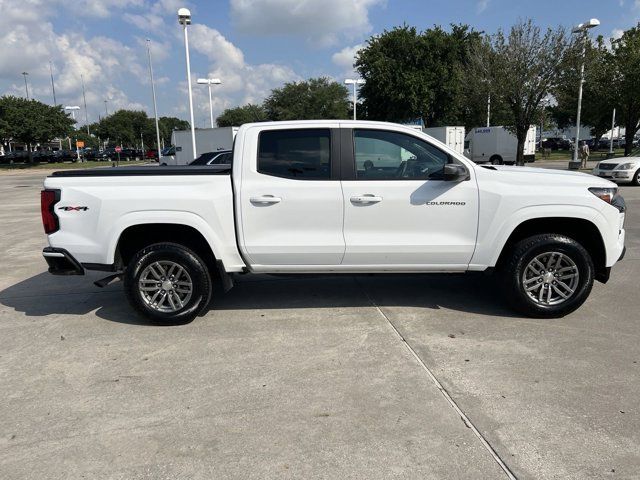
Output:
[[258, 129, 331, 180]]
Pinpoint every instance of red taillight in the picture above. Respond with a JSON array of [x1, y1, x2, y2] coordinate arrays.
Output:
[[41, 189, 60, 234]]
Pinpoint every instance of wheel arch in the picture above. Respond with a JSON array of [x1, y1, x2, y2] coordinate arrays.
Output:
[[494, 217, 607, 282]]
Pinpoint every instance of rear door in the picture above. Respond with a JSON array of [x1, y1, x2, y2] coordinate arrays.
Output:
[[238, 125, 345, 267], [340, 126, 479, 269]]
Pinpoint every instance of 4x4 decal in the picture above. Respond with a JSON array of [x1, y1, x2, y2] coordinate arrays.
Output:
[[58, 206, 89, 211]]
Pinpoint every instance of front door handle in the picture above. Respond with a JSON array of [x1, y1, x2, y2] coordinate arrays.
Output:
[[250, 195, 282, 205], [350, 195, 382, 204]]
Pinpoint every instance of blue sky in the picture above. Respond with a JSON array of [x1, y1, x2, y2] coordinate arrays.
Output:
[[0, 0, 638, 128]]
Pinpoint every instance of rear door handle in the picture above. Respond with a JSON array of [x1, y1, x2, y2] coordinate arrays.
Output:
[[350, 195, 382, 204], [250, 195, 282, 205]]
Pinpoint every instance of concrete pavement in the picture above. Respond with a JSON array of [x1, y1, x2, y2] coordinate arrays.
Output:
[[0, 170, 638, 479]]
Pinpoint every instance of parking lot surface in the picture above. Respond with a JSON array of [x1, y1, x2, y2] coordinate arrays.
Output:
[[1, 170, 639, 479]]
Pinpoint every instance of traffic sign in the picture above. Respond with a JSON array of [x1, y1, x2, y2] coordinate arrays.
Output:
[[115, 146, 122, 153], [76, 140, 85, 148]]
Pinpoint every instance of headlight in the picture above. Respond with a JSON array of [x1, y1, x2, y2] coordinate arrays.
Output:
[[616, 163, 635, 170], [589, 187, 618, 204]]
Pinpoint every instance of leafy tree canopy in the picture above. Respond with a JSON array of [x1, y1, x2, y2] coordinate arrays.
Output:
[[216, 104, 268, 127], [0, 96, 74, 160], [264, 77, 349, 121]]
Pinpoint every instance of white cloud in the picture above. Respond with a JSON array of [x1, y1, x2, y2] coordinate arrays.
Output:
[[0, 0, 148, 122], [183, 24, 299, 120], [189, 24, 245, 68], [477, 0, 489, 13], [332, 44, 363, 76], [230, 0, 385, 46]]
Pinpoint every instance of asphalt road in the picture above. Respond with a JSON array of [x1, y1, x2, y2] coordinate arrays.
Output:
[[0, 169, 638, 479]]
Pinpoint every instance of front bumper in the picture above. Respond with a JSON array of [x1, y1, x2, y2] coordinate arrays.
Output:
[[42, 247, 85, 275], [594, 169, 634, 181]]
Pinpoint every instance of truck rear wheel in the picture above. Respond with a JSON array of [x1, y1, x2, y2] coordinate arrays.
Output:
[[501, 234, 594, 318], [490, 155, 503, 165], [124, 243, 212, 325]]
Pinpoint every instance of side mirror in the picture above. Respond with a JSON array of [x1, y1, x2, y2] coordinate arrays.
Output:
[[443, 163, 469, 182]]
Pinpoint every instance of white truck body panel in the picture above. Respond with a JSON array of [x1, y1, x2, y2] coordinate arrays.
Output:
[[166, 127, 238, 165], [44, 120, 624, 280], [422, 126, 465, 155], [44, 174, 246, 271], [464, 126, 536, 164]]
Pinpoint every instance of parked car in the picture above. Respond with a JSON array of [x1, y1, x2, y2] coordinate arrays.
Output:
[[189, 150, 233, 166], [52, 150, 76, 162], [145, 149, 159, 160], [41, 120, 626, 324], [593, 157, 640, 185], [32, 150, 52, 162], [542, 137, 572, 150]]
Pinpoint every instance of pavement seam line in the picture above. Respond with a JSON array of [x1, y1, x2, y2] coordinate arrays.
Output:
[[354, 278, 517, 480]]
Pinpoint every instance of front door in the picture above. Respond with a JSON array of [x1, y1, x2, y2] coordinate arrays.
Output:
[[238, 126, 345, 267], [340, 127, 479, 269]]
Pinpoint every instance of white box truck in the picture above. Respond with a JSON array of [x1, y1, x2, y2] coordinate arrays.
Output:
[[163, 127, 238, 165], [464, 126, 536, 165], [422, 126, 465, 155]]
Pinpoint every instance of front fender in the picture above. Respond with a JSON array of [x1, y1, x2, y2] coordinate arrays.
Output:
[[470, 204, 611, 269]]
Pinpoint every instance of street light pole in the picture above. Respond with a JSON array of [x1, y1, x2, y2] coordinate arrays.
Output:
[[609, 108, 616, 156], [197, 78, 222, 128], [146, 39, 163, 162], [81, 74, 90, 135], [104, 100, 108, 116], [49, 62, 57, 105], [65, 106, 81, 162], [344, 78, 365, 120], [487, 93, 491, 128], [571, 18, 600, 165], [178, 8, 197, 159], [22, 72, 29, 100]]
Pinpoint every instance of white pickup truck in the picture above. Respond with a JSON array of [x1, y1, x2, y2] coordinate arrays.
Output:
[[41, 121, 626, 324]]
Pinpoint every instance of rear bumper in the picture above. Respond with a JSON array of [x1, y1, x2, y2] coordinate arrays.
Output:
[[42, 247, 84, 275]]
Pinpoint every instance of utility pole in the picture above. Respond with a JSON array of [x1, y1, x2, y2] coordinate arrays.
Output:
[[49, 62, 57, 105], [22, 72, 29, 100], [81, 74, 90, 135], [146, 39, 163, 162]]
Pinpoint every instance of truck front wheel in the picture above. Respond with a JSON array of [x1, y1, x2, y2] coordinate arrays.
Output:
[[501, 234, 594, 318], [124, 243, 212, 325]]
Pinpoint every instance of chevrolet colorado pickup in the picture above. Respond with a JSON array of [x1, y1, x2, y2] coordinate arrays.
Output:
[[40, 121, 626, 324]]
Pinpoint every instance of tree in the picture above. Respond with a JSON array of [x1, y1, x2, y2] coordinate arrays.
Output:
[[478, 20, 569, 165], [355, 25, 483, 127], [216, 104, 268, 127], [552, 35, 616, 148], [611, 24, 640, 156], [92, 110, 155, 148], [263, 77, 349, 120], [158, 116, 190, 146], [0, 96, 74, 162]]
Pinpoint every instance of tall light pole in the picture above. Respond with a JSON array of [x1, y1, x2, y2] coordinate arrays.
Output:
[[49, 62, 57, 105], [197, 78, 222, 128], [81, 74, 90, 135], [571, 18, 600, 165], [22, 72, 29, 100], [344, 78, 365, 120], [486, 93, 491, 128], [65, 106, 81, 162], [178, 7, 197, 159], [146, 39, 163, 162], [104, 100, 108, 116], [609, 108, 616, 156]]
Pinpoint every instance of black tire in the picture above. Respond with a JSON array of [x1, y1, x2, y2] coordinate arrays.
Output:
[[124, 242, 212, 325], [501, 234, 594, 318], [632, 169, 640, 186], [490, 155, 503, 165]]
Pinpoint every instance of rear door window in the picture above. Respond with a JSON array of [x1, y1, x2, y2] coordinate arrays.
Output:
[[258, 129, 331, 179]]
